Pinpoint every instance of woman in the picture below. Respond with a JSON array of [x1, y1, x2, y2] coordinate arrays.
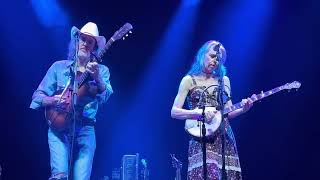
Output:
[[171, 40, 254, 179]]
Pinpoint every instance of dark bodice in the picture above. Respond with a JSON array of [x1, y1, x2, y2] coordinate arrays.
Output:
[[186, 76, 231, 110]]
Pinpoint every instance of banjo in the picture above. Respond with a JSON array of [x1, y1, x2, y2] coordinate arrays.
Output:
[[185, 81, 301, 138]]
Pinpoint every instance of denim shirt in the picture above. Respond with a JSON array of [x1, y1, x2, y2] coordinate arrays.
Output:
[[30, 60, 113, 121]]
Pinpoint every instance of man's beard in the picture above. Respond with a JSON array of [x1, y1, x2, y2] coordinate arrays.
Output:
[[78, 50, 90, 60]]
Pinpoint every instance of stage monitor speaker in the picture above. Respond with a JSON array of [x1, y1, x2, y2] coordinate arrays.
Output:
[[121, 153, 139, 180]]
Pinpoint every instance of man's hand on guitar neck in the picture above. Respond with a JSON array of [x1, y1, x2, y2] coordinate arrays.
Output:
[[86, 62, 106, 93], [86, 62, 100, 80], [42, 95, 68, 107]]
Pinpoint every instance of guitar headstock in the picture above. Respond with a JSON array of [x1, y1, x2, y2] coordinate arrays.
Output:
[[94, 23, 133, 61], [111, 23, 133, 41], [170, 154, 182, 169], [282, 81, 301, 90]]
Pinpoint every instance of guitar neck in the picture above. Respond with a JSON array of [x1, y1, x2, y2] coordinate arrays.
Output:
[[98, 38, 114, 58], [223, 85, 285, 114]]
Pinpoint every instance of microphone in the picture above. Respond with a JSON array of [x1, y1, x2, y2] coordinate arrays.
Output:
[[213, 43, 221, 61]]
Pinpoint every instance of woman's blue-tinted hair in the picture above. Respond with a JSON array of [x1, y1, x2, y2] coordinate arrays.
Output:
[[187, 40, 227, 77]]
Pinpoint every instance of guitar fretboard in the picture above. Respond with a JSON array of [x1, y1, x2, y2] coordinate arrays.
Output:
[[223, 85, 285, 114], [75, 23, 132, 88]]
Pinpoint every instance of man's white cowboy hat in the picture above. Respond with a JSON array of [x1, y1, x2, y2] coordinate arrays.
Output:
[[71, 22, 106, 51]]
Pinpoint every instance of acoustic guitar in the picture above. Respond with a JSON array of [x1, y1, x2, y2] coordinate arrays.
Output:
[[45, 23, 133, 131]]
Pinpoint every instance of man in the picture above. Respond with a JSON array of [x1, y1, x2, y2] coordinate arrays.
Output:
[[30, 22, 113, 180]]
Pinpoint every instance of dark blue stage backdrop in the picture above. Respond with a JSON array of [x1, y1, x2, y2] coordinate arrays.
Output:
[[0, 0, 319, 179]]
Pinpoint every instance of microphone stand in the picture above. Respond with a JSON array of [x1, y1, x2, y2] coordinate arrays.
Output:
[[199, 99, 207, 180], [199, 80, 228, 180], [68, 34, 80, 180], [217, 74, 227, 180], [199, 84, 218, 180], [211, 42, 228, 179]]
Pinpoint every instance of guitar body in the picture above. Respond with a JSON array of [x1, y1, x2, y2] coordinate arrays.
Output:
[[185, 110, 222, 138], [45, 75, 98, 131], [45, 104, 71, 132], [45, 87, 72, 132]]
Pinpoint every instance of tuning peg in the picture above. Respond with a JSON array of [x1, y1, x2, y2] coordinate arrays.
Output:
[[126, 34, 129, 37], [129, 31, 132, 33], [122, 37, 125, 40], [259, 91, 264, 102]]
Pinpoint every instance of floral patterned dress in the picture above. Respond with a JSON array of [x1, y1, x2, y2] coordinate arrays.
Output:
[[186, 76, 242, 180]]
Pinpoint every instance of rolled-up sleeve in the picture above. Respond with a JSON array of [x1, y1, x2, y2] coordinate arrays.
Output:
[[30, 62, 57, 110], [96, 65, 113, 104]]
